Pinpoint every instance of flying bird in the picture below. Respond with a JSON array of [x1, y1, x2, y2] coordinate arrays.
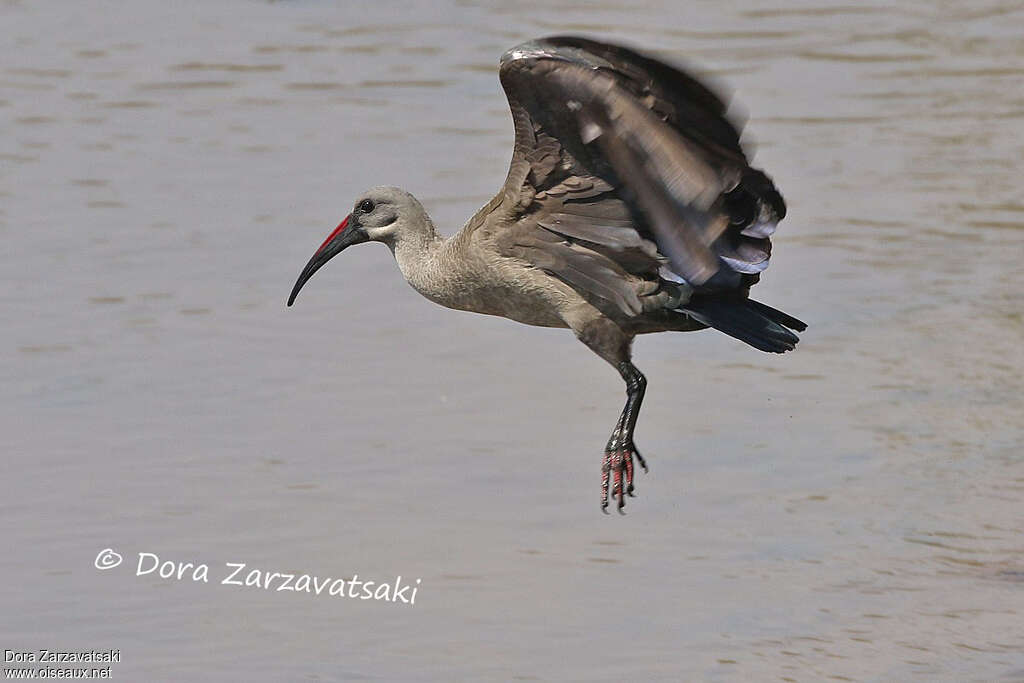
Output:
[[288, 36, 806, 512]]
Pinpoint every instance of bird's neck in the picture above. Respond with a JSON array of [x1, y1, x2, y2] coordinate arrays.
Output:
[[389, 225, 464, 308]]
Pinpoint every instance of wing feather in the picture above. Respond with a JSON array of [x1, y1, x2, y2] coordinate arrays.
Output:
[[475, 36, 788, 316]]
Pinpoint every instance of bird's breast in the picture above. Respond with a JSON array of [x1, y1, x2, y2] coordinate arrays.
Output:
[[403, 259, 568, 329]]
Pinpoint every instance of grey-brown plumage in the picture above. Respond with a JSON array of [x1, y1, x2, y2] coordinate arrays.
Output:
[[287, 36, 807, 513]]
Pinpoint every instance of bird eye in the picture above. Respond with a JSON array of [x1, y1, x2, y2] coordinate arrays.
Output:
[[358, 199, 375, 213]]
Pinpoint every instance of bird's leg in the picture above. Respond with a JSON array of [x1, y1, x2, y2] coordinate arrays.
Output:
[[568, 315, 646, 513], [601, 361, 647, 513]]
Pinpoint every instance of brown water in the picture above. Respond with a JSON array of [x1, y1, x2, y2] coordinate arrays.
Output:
[[3, 0, 1023, 680]]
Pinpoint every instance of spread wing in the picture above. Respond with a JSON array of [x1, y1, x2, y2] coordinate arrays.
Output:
[[483, 36, 786, 317]]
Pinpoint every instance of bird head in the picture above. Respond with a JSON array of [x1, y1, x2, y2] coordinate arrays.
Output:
[[287, 186, 431, 306]]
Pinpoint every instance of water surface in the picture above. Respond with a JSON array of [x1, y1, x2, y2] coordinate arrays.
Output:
[[2, 0, 1023, 680]]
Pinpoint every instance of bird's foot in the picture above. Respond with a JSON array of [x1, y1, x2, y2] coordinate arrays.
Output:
[[601, 442, 648, 514]]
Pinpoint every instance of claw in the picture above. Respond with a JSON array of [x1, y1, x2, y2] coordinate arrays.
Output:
[[600, 444, 647, 513], [624, 451, 634, 495], [601, 453, 612, 511], [612, 455, 622, 497]]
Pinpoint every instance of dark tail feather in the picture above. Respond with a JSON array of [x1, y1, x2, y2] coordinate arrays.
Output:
[[743, 299, 807, 332], [680, 298, 804, 353]]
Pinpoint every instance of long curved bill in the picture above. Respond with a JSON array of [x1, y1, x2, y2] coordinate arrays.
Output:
[[287, 214, 367, 306]]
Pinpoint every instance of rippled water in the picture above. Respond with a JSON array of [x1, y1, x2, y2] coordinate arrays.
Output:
[[3, 0, 1023, 680]]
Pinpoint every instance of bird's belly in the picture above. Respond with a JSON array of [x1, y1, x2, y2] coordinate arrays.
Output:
[[488, 297, 569, 328], [418, 278, 569, 329]]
